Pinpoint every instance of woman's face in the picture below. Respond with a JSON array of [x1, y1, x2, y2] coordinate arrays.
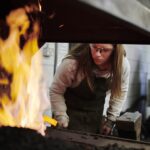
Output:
[[90, 43, 114, 67]]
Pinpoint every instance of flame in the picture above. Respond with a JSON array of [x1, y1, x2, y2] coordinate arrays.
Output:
[[0, 7, 54, 135]]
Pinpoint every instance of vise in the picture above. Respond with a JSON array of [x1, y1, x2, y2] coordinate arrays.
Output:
[[116, 111, 142, 140]]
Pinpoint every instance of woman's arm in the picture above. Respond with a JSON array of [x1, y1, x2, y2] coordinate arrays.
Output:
[[101, 57, 130, 135], [107, 57, 130, 122], [49, 59, 77, 127]]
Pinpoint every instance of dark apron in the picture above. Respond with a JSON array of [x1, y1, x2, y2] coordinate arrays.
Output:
[[64, 77, 109, 133]]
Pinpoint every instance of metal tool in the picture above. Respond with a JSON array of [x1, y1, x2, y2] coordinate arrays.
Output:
[[116, 111, 142, 140]]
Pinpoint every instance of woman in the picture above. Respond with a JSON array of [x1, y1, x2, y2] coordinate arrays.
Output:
[[50, 43, 130, 135]]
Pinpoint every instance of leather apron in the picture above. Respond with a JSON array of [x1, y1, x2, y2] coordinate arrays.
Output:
[[64, 77, 109, 133]]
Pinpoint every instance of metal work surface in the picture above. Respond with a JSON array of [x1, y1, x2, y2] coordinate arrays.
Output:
[[46, 128, 150, 150]]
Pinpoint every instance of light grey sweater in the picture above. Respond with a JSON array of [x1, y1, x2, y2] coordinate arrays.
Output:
[[50, 57, 130, 122]]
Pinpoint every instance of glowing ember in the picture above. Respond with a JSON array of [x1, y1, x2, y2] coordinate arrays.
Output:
[[0, 7, 56, 135]]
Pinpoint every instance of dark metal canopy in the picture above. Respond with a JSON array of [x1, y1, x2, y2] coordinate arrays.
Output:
[[39, 0, 150, 43], [1, 0, 150, 43]]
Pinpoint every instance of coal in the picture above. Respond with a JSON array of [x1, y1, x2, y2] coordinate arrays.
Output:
[[0, 126, 145, 150], [101, 144, 145, 150]]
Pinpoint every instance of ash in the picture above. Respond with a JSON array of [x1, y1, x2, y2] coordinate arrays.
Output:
[[0, 126, 145, 150]]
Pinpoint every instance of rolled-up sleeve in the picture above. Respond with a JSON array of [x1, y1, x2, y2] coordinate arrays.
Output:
[[107, 57, 130, 121]]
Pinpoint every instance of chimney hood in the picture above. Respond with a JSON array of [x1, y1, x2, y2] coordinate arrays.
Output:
[[1, 0, 150, 44]]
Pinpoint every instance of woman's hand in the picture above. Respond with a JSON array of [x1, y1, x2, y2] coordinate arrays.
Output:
[[100, 123, 112, 135], [100, 117, 115, 135], [55, 115, 69, 128]]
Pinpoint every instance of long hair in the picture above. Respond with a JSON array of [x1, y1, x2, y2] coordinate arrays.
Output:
[[65, 43, 126, 98], [65, 43, 95, 90], [111, 44, 126, 98]]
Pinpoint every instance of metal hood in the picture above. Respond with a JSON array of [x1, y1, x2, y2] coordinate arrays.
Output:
[[37, 0, 150, 43], [1, 0, 150, 43]]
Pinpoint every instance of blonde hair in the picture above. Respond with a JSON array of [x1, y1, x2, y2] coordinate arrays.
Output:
[[111, 44, 126, 98]]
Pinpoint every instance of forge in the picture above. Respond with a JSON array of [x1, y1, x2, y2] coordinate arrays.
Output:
[[0, 126, 150, 150]]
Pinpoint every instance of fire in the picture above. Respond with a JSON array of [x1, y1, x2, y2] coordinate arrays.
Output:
[[0, 7, 56, 135]]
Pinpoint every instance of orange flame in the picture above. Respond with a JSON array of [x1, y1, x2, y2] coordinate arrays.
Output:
[[0, 7, 52, 135]]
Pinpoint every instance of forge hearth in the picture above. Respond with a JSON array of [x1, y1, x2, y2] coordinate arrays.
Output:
[[0, 126, 82, 150], [0, 126, 149, 150]]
